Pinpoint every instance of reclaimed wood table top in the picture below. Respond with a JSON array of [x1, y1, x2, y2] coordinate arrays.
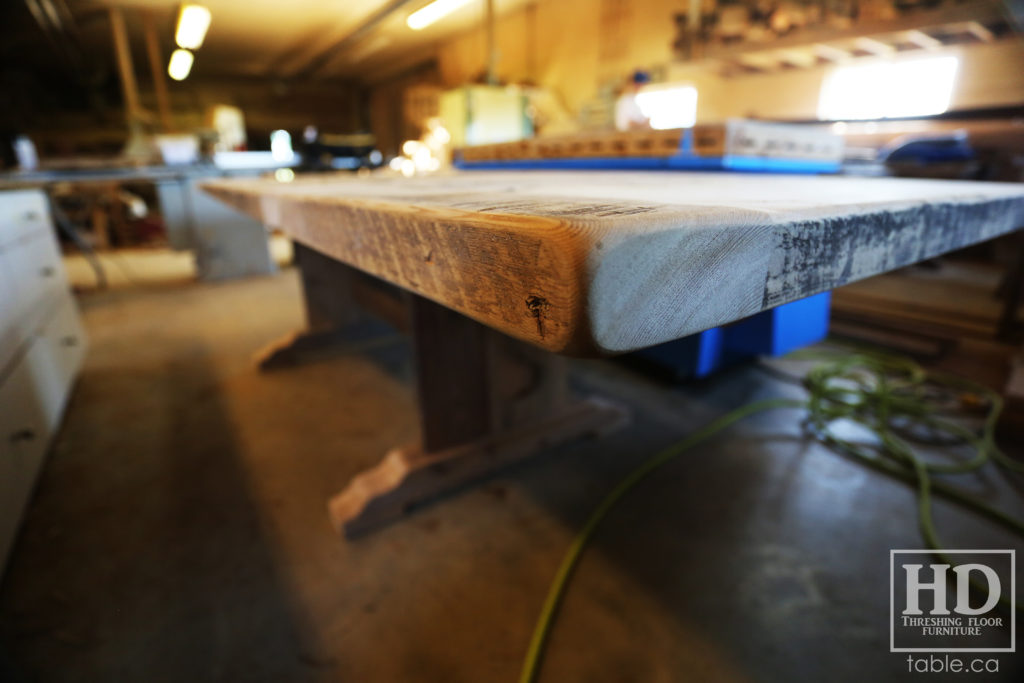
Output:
[[202, 171, 1024, 355]]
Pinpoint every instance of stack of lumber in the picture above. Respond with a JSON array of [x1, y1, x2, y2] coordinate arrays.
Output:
[[831, 262, 1011, 343], [457, 119, 843, 165]]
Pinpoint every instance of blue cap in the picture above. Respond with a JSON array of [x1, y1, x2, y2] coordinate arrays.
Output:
[[632, 70, 650, 84]]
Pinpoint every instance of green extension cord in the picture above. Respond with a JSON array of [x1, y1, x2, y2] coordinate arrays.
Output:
[[518, 349, 1024, 683]]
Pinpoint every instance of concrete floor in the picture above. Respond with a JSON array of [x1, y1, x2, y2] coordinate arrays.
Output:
[[1, 263, 1022, 682]]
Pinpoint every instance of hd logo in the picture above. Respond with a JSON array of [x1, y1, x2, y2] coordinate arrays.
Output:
[[890, 550, 1015, 653]]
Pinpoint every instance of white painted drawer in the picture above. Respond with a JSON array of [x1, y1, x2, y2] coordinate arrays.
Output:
[[1, 231, 66, 338], [0, 342, 53, 570], [0, 191, 49, 248], [35, 296, 87, 430], [22, 230, 67, 306], [0, 249, 20, 368]]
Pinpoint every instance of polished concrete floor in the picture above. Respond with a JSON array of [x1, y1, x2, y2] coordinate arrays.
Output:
[[1, 263, 1022, 682]]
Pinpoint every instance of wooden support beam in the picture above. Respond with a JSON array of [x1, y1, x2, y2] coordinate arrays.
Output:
[[142, 10, 174, 132], [109, 7, 142, 125], [290, 0, 413, 79], [485, 0, 497, 85], [997, 232, 1024, 340]]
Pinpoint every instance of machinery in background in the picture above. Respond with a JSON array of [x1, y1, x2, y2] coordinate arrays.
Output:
[[439, 85, 533, 148], [297, 130, 381, 172]]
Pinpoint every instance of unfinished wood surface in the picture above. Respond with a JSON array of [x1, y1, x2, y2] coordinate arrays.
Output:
[[203, 171, 1024, 355]]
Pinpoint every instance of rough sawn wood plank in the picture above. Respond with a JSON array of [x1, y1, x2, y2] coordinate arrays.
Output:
[[203, 171, 1024, 355]]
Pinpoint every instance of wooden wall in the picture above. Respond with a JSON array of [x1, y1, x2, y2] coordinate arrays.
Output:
[[429, 0, 1024, 126], [21, 78, 366, 158], [368, 63, 442, 160], [437, 0, 686, 119], [675, 40, 1024, 122]]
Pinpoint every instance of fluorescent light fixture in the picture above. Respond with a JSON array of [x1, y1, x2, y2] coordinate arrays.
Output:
[[176, 4, 211, 50], [407, 0, 475, 30], [818, 56, 958, 120], [167, 49, 194, 81], [635, 85, 698, 130]]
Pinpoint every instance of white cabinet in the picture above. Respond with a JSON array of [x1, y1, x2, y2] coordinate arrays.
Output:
[[0, 189, 86, 575], [0, 251, 20, 369], [4, 231, 65, 340], [0, 360, 42, 566], [0, 190, 49, 245], [0, 331, 54, 570], [34, 296, 86, 430]]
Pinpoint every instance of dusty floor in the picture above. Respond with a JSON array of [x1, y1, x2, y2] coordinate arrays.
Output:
[[1, 262, 1023, 682]]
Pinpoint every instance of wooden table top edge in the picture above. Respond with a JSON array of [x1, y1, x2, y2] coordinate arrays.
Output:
[[201, 177, 1024, 357], [202, 180, 601, 354]]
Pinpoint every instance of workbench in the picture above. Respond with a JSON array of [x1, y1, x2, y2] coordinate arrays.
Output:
[[1, 165, 277, 281], [203, 171, 1024, 535]]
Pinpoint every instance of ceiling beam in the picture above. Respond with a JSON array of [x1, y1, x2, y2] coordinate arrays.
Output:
[[291, 0, 416, 80], [23, 0, 86, 79], [108, 6, 142, 124], [142, 9, 173, 132]]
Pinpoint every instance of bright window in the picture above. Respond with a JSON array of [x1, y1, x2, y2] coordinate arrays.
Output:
[[817, 56, 959, 120], [635, 85, 698, 130]]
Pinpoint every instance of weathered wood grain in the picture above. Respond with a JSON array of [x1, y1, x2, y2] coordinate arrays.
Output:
[[202, 171, 1024, 355]]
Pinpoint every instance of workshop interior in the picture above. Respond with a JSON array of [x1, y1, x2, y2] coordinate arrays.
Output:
[[3, 1, 1024, 681]]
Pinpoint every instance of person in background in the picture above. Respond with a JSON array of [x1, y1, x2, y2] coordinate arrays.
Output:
[[614, 70, 652, 131]]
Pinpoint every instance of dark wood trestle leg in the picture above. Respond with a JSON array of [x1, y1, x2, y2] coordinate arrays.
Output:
[[262, 242, 628, 536], [329, 294, 627, 536], [255, 242, 406, 370]]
